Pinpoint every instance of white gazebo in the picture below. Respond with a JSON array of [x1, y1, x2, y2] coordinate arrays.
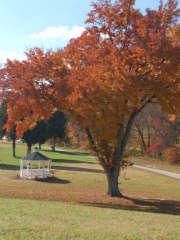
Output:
[[20, 147, 52, 179]]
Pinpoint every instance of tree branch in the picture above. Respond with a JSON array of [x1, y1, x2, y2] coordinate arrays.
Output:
[[121, 95, 156, 153], [85, 127, 108, 172]]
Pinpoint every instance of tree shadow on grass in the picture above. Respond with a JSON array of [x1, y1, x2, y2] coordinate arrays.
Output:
[[52, 158, 97, 164], [10, 174, 71, 184], [58, 150, 89, 156], [41, 148, 89, 156], [34, 176, 71, 184], [79, 196, 180, 216], [40, 149, 97, 165], [52, 165, 102, 174], [0, 163, 19, 170], [41, 149, 96, 160]]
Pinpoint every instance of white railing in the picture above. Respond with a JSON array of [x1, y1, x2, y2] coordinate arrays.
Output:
[[20, 169, 51, 179]]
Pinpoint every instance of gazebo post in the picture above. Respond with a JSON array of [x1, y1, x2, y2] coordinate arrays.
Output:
[[20, 160, 23, 178], [27, 161, 29, 176], [49, 161, 51, 177], [43, 161, 45, 178], [38, 162, 40, 170], [31, 161, 33, 179], [47, 162, 50, 177]]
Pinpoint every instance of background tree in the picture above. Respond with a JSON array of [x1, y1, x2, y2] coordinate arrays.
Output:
[[9, 126, 17, 157], [22, 119, 53, 154], [133, 104, 159, 155], [144, 109, 180, 158], [22, 126, 39, 155], [0, 100, 17, 156], [133, 103, 180, 160], [35, 120, 48, 150], [45, 111, 67, 152], [0, 100, 7, 139], [63, 119, 89, 149]]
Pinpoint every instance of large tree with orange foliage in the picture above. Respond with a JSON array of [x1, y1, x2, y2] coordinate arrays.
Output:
[[64, 0, 180, 196], [0, 0, 180, 197]]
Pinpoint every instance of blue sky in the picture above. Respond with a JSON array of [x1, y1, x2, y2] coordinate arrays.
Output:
[[0, 0, 178, 63]]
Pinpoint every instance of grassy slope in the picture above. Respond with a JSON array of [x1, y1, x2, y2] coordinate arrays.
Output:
[[0, 198, 180, 240], [0, 142, 180, 239]]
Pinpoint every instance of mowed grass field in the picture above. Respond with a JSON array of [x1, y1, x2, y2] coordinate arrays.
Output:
[[0, 142, 180, 239]]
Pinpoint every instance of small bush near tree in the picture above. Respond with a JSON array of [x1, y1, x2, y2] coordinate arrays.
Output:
[[164, 144, 180, 164]]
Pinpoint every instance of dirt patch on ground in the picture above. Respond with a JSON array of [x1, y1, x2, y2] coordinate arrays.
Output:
[[10, 174, 22, 180]]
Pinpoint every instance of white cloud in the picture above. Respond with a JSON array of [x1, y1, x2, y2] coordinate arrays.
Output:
[[65, 26, 85, 40], [101, 33, 109, 39], [29, 26, 85, 41], [0, 50, 27, 63]]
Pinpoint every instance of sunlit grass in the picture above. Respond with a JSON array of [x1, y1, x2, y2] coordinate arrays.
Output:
[[0, 198, 180, 240]]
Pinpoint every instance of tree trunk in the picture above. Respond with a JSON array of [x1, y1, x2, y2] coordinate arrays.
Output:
[[147, 123, 151, 148], [106, 167, 123, 197], [27, 143, 31, 155], [39, 143, 41, 149], [12, 139, 16, 157], [85, 98, 153, 197], [52, 136, 56, 152], [85, 127, 124, 197]]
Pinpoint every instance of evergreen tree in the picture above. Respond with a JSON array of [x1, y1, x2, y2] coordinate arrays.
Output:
[[45, 111, 66, 151], [36, 120, 48, 149], [23, 127, 39, 155]]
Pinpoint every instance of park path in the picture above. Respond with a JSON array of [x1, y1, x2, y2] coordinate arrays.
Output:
[[133, 165, 180, 180], [45, 147, 180, 179]]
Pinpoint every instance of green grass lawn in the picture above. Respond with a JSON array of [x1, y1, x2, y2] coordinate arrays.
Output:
[[0, 142, 180, 239], [0, 198, 180, 240]]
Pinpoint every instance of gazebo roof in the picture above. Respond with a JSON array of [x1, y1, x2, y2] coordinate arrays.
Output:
[[20, 152, 51, 161]]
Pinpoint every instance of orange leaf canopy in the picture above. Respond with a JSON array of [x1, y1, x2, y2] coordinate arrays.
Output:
[[0, 48, 70, 137], [64, 0, 180, 157], [0, 0, 180, 163]]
